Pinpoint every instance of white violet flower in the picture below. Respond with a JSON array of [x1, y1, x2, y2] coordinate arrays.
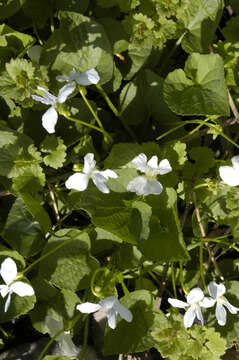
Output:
[[65, 153, 118, 194], [45, 316, 79, 359], [56, 59, 100, 89], [168, 287, 215, 328], [127, 153, 172, 196], [0, 257, 34, 312], [32, 83, 75, 134], [76, 295, 133, 329], [219, 155, 239, 186], [208, 281, 239, 326]]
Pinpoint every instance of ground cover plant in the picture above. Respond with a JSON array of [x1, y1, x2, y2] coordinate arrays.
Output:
[[1, 0, 239, 359]]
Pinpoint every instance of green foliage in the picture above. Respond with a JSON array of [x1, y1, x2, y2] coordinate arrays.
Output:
[[163, 53, 230, 116], [41, 135, 67, 169]]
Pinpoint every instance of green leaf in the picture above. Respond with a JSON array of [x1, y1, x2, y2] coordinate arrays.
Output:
[[0, 0, 27, 21], [180, 0, 224, 53], [41, 11, 113, 84], [43, 356, 70, 360], [124, 42, 152, 80], [163, 53, 230, 116], [0, 23, 34, 62], [54, 0, 89, 13], [2, 196, 45, 257], [0, 245, 26, 269], [120, 69, 177, 126], [222, 16, 239, 43], [103, 290, 166, 355], [22, 0, 52, 27], [140, 188, 190, 261], [41, 135, 67, 169], [39, 229, 99, 291]]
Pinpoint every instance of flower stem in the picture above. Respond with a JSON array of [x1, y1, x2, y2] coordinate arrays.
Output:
[[79, 89, 104, 130], [63, 113, 106, 135], [21, 230, 87, 275], [79, 316, 89, 360], [200, 240, 207, 290], [90, 267, 108, 297], [179, 261, 187, 295], [171, 262, 177, 298], [37, 328, 64, 360]]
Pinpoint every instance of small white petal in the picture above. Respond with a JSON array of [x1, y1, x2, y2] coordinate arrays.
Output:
[[57, 83, 75, 103], [76, 69, 100, 86], [158, 159, 172, 175], [92, 172, 110, 193], [56, 75, 71, 83], [99, 296, 117, 310], [195, 305, 204, 325], [127, 176, 148, 195], [32, 94, 54, 105], [222, 298, 239, 314], [143, 179, 163, 195], [168, 298, 188, 308], [114, 300, 133, 322], [232, 155, 239, 170], [200, 296, 215, 308], [65, 173, 89, 191], [100, 169, 118, 179], [76, 302, 101, 313], [11, 281, 34, 296], [186, 288, 204, 305], [0, 285, 9, 298], [131, 153, 148, 172], [37, 87, 56, 103], [106, 308, 117, 329], [147, 156, 159, 169], [83, 153, 96, 174], [216, 303, 227, 326], [4, 292, 12, 312], [0, 258, 17, 285], [42, 106, 58, 134], [219, 166, 239, 186], [184, 306, 196, 328], [208, 281, 225, 299]]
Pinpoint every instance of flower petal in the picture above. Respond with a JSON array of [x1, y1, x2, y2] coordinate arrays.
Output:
[[10, 281, 34, 296], [216, 303, 227, 326], [168, 298, 188, 308], [114, 300, 133, 322], [65, 173, 89, 191], [4, 292, 12, 312], [32, 94, 53, 105], [57, 83, 75, 103], [106, 308, 117, 329], [0, 257, 17, 285], [76, 69, 100, 86], [232, 155, 239, 170], [37, 87, 56, 103], [219, 165, 239, 186], [99, 296, 117, 310], [184, 306, 196, 328], [195, 305, 204, 325], [200, 296, 215, 308], [208, 281, 225, 299], [100, 169, 118, 179], [143, 179, 163, 195], [76, 302, 101, 313], [92, 172, 110, 194], [158, 159, 172, 175], [83, 153, 96, 174], [147, 156, 159, 169], [0, 285, 9, 298], [56, 75, 71, 83], [42, 106, 58, 134], [222, 298, 239, 314], [131, 153, 148, 172], [186, 288, 204, 305]]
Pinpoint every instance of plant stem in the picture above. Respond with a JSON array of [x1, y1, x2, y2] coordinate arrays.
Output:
[[21, 230, 87, 275], [63, 113, 106, 135], [171, 262, 177, 298], [37, 328, 64, 360], [179, 261, 187, 295], [199, 240, 206, 290], [79, 89, 104, 130], [79, 317, 89, 360]]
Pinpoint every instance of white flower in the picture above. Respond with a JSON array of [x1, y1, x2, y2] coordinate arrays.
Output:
[[76, 295, 133, 329], [208, 281, 239, 326], [0, 257, 34, 312], [168, 287, 215, 328], [219, 155, 239, 186], [126, 153, 172, 196], [65, 153, 118, 194], [56, 59, 100, 88], [45, 316, 78, 359], [32, 83, 75, 133]]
